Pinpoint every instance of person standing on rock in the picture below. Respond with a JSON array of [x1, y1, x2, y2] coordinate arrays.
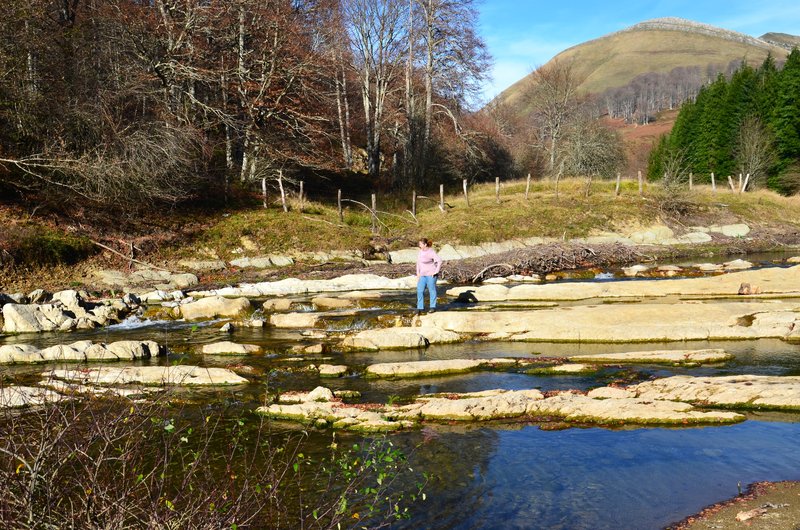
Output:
[[416, 238, 443, 314]]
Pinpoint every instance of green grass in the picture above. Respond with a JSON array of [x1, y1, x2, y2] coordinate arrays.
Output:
[[0, 223, 95, 267], [162, 177, 800, 259]]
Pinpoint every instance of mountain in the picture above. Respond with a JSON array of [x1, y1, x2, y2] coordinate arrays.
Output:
[[761, 32, 800, 50], [498, 17, 793, 109]]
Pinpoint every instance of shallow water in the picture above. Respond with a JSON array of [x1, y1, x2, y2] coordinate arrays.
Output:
[[3, 258, 800, 529]]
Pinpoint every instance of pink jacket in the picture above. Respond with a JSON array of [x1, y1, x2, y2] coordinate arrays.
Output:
[[416, 247, 442, 277]]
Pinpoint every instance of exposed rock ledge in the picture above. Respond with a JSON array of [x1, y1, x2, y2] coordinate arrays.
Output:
[[590, 375, 800, 410], [341, 326, 461, 350], [45, 366, 248, 386], [447, 264, 800, 302], [362, 350, 732, 378], [0, 340, 163, 364], [332, 302, 800, 349], [257, 385, 744, 432], [569, 349, 733, 365], [191, 274, 417, 298], [0, 386, 66, 408], [365, 358, 522, 378], [2, 290, 140, 333], [420, 301, 800, 343]]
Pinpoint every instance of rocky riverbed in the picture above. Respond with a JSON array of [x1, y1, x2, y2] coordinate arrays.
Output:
[[2, 251, 800, 529]]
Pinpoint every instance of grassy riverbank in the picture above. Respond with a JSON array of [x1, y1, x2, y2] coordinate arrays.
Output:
[[2, 178, 800, 293]]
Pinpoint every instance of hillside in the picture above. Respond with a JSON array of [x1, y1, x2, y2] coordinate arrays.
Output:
[[498, 17, 791, 108], [761, 32, 800, 50], [4, 178, 800, 293]]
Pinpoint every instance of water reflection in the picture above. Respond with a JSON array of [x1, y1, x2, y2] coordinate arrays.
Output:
[[397, 421, 800, 530]]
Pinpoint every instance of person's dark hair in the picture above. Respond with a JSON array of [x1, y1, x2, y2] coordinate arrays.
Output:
[[419, 237, 432, 247]]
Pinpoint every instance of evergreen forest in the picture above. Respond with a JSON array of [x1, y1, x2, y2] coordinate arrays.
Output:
[[649, 49, 800, 194]]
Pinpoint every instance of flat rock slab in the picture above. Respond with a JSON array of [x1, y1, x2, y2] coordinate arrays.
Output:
[[0, 340, 162, 364], [270, 312, 320, 328], [201, 341, 262, 355], [526, 363, 598, 375], [365, 358, 519, 378], [0, 386, 66, 408], [311, 296, 355, 309], [591, 375, 800, 410], [180, 296, 251, 320], [569, 349, 733, 365], [46, 366, 248, 386], [318, 364, 348, 377], [177, 259, 227, 272], [193, 274, 417, 298], [421, 301, 800, 343], [341, 326, 461, 351], [446, 265, 800, 301], [258, 386, 743, 432]]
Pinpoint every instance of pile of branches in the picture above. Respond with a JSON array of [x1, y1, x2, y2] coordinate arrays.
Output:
[[442, 243, 648, 284]]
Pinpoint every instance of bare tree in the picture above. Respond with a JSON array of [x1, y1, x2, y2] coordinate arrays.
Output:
[[558, 115, 625, 194], [417, 0, 489, 162], [523, 59, 584, 174], [735, 114, 776, 190], [343, 0, 408, 181]]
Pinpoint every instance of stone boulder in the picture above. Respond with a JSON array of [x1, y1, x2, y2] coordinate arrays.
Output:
[[723, 259, 753, 271], [318, 364, 348, 378], [341, 326, 460, 351], [388, 249, 418, 264], [263, 298, 293, 312], [0, 340, 162, 364], [202, 341, 262, 355], [230, 257, 274, 269], [178, 259, 227, 272], [719, 224, 751, 238], [270, 312, 320, 328], [2, 303, 75, 333], [0, 344, 44, 363], [179, 296, 251, 320], [311, 296, 355, 309], [0, 386, 65, 408]]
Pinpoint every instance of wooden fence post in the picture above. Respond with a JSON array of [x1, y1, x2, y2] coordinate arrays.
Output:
[[412, 189, 417, 217], [689, 172, 693, 190], [742, 173, 751, 193], [525, 173, 531, 200], [727, 175, 735, 192], [462, 179, 469, 207], [439, 184, 445, 213], [371, 193, 377, 234], [261, 177, 267, 208], [495, 177, 500, 204], [638, 170, 643, 196], [738, 173, 743, 192], [337, 189, 343, 221], [614, 173, 621, 197], [711, 172, 716, 192], [299, 180, 304, 212], [278, 169, 288, 212]]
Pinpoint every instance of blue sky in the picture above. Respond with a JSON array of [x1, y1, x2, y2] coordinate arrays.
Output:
[[478, 0, 800, 102]]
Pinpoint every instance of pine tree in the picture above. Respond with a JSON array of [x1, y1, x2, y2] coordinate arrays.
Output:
[[772, 49, 800, 170]]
